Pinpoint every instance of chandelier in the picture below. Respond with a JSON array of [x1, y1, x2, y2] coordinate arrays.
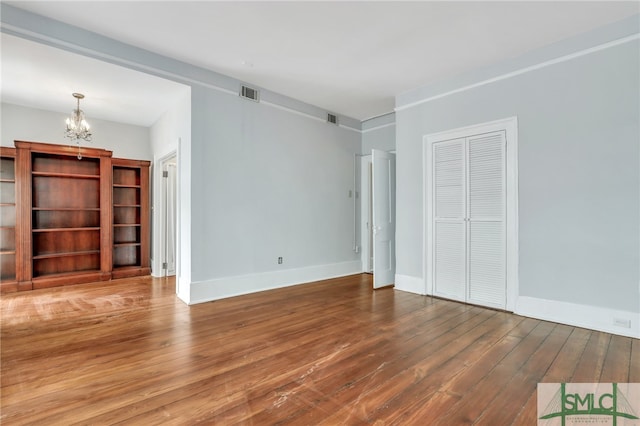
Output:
[[64, 93, 92, 159]]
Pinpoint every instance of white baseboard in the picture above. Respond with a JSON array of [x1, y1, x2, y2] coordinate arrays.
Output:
[[176, 276, 191, 304], [515, 296, 639, 339], [188, 260, 362, 305], [394, 274, 426, 295]]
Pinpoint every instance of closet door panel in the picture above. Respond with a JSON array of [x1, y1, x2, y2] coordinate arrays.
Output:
[[434, 221, 466, 301], [433, 139, 466, 301], [468, 221, 505, 308], [468, 132, 505, 219], [434, 139, 465, 219], [467, 132, 506, 308]]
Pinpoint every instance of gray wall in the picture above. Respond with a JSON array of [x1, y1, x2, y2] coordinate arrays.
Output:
[[395, 22, 639, 313], [191, 87, 360, 282], [362, 112, 396, 154], [1, 103, 151, 160]]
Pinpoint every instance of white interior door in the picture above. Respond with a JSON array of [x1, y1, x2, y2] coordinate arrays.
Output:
[[431, 131, 506, 309], [433, 139, 467, 301], [466, 132, 506, 308], [372, 149, 396, 288], [360, 156, 373, 273]]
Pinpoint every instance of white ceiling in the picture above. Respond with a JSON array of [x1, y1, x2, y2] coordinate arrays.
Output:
[[1, 33, 190, 127], [2, 1, 639, 125]]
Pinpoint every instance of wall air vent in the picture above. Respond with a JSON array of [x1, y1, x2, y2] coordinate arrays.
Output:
[[327, 113, 338, 125], [240, 85, 259, 102]]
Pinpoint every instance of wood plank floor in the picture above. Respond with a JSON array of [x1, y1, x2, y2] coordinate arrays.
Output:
[[1, 274, 637, 425]]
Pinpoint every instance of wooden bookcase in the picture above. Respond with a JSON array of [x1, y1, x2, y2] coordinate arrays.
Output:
[[6, 141, 151, 292], [112, 158, 150, 279], [0, 147, 17, 292]]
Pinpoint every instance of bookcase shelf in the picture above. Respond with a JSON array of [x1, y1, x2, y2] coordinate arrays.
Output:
[[32, 227, 101, 232], [33, 207, 101, 211], [32, 171, 100, 179], [114, 242, 141, 247], [33, 250, 101, 260]]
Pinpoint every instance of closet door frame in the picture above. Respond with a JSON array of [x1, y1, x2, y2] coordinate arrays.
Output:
[[424, 116, 519, 311]]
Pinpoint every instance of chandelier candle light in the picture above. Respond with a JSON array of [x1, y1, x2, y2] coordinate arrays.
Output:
[[64, 92, 92, 159]]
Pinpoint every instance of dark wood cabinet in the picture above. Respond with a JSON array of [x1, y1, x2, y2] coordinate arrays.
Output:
[[0, 147, 17, 292], [112, 158, 151, 279], [0, 141, 151, 292]]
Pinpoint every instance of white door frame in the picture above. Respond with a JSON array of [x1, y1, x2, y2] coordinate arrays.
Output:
[[423, 117, 519, 311]]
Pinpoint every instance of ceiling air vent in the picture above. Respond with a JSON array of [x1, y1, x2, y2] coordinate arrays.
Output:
[[240, 85, 259, 102], [327, 113, 338, 125]]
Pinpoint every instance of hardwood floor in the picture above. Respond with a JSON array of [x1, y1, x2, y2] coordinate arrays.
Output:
[[1, 274, 637, 425]]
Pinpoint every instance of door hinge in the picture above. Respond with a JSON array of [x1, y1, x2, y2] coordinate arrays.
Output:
[[162, 262, 168, 269], [163, 171, 169, 178]]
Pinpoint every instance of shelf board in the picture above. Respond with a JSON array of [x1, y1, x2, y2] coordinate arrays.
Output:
[[32, 270, 101, 281], [32, 171, 100, 179], [0, 226, 16, 230], [33, 250, 100, 260], [113, 184, 141, 188], [0, 179, 15, 183], [113, 224, 141, 227], [32, 207, 100, 211], [0, 203, 16, 207], [113, 204, 141, 208], [0, 250, 16, 255], [114, 243, 141, 248], [33, 227, 100, 233]]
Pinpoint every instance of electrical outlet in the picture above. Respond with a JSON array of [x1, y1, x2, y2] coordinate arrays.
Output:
[[613, 318, 631, 328], [278, 257, 283, 264]]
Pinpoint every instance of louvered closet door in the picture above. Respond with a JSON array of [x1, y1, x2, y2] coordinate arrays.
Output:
[[466, 132, 506, 309], [433, 139, 466, 302], [432, 132, 506, 309]]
